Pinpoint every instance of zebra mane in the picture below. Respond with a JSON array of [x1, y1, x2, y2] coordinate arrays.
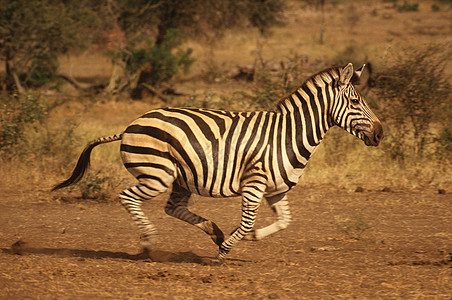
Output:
[[275, 65, 340, 109], [275, 64, 361, 109], [309, 64, 361, 85]]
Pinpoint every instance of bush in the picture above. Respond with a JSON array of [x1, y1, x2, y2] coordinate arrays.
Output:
[[436, 100, 452, 161], [0, 93, 81, 172], [107, 29, 195, 96], [234, 50, 309, 110], [0, 93, 47, 153], [373, 44, 451, 159], [396, 2, 419, 12], [79, 172, 111, 199], [333, 45, 365, 69], [431, 3, 441, 11], [22, 53, 59, 88], [0, 1, 99, 91], [27, 120, 79, 167]]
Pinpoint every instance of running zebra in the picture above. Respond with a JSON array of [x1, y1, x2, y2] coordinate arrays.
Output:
[[53, 63, 383, 260]]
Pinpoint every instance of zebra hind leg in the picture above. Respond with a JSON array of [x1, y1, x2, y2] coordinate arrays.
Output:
[[119, 183, 164, 255], [164, 183, 225, 246], [246, 194, 291, 241]]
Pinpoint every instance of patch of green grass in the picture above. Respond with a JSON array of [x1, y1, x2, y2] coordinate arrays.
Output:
[[334, 211, 373, 240], [77, 172, 112, 200]]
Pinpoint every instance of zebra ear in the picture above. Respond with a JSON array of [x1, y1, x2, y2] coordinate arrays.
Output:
[[355, 64, 366, 78], [339, 63, 354, 85]]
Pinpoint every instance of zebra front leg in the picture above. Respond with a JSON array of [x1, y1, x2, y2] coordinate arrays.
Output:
[[250, 194, 291, 240], [119, 183, 162, 254], [217, 180, 265, 260], [165, 183, 225, 246]]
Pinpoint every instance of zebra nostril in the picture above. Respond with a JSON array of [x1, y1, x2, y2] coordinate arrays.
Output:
[[374, 122, 383, 143], [376, 132, 382, 140]]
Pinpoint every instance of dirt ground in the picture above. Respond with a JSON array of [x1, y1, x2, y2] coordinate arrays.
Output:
[[0, 184, 450, 299]]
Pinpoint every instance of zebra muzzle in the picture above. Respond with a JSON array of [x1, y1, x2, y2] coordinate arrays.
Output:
[[363, 121, 383, 146]]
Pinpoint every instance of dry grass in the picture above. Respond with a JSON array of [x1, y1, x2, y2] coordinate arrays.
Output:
[[1, 0, 452, 195]]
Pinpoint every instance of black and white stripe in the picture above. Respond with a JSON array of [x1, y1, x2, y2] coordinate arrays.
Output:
[[53, 63, 383, 260]]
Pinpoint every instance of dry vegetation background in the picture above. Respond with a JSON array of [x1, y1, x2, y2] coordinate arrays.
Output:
[[0, 0, 451, 298], [1, 0, 451, 191]]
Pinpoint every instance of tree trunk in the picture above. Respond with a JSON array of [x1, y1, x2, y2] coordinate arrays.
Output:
[[104, 62, 143, 97], [105, 63, 127, 95], [6, 60, 26, 94], [319, 0, 325, 44], [11, 71, 26, 94]]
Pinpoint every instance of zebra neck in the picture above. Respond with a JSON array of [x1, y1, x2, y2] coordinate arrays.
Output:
[[276, 84, 331, 165]]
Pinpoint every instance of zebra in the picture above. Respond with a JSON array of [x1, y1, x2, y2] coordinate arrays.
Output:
[[53, 63, 383, 261]]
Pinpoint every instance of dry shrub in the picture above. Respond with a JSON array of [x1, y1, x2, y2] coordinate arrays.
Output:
[[373, 43, 451, 160], [0, 93, 47, 153], [219, 45, 313, 110]]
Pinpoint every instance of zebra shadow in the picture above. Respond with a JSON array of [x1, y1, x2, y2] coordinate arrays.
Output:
[[1, 240, 248, 265]]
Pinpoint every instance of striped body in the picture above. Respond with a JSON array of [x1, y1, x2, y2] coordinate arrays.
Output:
[[53, 63, 383, 261], [121, 107, 314, 199]]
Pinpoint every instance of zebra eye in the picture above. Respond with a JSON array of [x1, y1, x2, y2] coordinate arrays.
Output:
[[351, 98, 359, 105]]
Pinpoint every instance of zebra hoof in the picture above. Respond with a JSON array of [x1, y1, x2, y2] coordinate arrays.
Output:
[[201, 257, 225, 266], [242, 230, 258, 241], [211, 235, 224, 247], [215, 253, 227, 264], [138, 247, 153, 260], [196, 220, 225, 247], [229, 227, 257, 241], [209, 222, 225, 247]]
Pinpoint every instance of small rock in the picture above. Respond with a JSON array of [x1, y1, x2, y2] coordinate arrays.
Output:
[[438, 189, 446, 195], [382, 187, 391, 192], [310, 246, 339, 252], [355, 186, 364, 193], [11, 239, 26, 255], [201, 276, 213, 284]]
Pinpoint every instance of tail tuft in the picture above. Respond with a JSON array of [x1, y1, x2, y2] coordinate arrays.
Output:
[[52, 134, 122, 191]]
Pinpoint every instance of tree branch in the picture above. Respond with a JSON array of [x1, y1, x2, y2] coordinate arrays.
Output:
[[141, 83, 170, 102], [57, 73, 90, 90]]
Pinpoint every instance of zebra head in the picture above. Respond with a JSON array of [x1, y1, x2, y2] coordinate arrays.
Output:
[[332, 63, 383, 146]]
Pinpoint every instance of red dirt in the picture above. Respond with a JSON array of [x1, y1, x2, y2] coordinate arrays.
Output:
[[1, 185, 451, 298]]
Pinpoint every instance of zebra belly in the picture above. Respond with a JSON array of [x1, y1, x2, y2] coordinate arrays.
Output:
[[172, 150, 244, 198]]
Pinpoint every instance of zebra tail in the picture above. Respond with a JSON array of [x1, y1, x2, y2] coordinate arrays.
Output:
[[52, 133, 122, 191]]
